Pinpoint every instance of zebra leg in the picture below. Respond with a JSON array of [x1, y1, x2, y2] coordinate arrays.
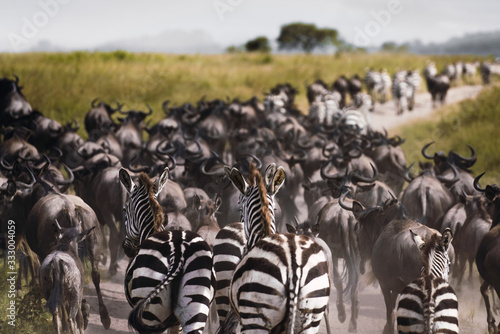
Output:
[[480, 281, 498, 334], [332, 255, 346, 324]]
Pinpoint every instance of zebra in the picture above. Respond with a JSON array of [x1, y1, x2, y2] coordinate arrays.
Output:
[[392, 71, 411, 115], [118, 167, 215, 334], [462, 62, 479, 83], [364, 68, 383, 104], [406, 70, 422, 110], [380, 68, 392, 104], [396, 228, 459, 334], [220, 163, 331, 333]]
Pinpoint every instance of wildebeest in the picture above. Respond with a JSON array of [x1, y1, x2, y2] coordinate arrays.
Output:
[[371, 218, 454, 334], [0, 76, 32, 125], [473, 173, 500, 333], [40, 221, 94, 334]]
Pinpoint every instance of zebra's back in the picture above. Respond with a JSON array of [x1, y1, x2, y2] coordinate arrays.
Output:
[[396, 276, 458, 334], [230, 233, 330, 333], [125, 229, 215, 334]]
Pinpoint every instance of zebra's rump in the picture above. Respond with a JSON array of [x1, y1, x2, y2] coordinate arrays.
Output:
[[125, 230, 215, 334], [396, 277, 458, 334], [230, 233, 330, 332], [213, 222, 246, 322]]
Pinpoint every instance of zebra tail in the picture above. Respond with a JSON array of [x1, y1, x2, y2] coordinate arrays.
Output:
[[128, 257, 185, 334], [46, 260, 63, 315], [215, 310, 240, 334]]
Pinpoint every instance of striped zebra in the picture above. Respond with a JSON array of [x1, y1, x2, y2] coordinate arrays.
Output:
[[396, 228, 458, 334], [380, 68, 392, 104], [119, 167, 215, 334], [220, 163, 331, 333], [364, 68, 383, 104], [406, 70, 422, 110], [392, 71, 411, 115]]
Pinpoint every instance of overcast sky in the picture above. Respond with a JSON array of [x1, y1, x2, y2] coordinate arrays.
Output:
[[1, 0, 499, 53]]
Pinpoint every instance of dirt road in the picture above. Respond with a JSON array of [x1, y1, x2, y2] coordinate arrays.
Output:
[[84, 84, 487, 334]]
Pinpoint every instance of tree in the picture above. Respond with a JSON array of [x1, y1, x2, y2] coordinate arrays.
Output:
[[245, 36, 271, 53], [381, 41, 409, 53], [277, 23, 339, 53]]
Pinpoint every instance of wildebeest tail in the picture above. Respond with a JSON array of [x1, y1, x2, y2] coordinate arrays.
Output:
[[45, 260, 64, 314]]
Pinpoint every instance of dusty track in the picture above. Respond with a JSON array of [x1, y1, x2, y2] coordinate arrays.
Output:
[[84, 84, 487, 334]]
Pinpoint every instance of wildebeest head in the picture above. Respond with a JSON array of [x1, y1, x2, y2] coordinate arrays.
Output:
[[474, 173, 500, 225], [0, 76, 32, 122]]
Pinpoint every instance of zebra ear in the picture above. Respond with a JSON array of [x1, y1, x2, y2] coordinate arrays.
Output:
[[264, 163, 277, 188], [225, 166, 249, 195], [410, 229, 425, 251], [119, 168, 134, 193], [268, 166, 285, 195], [153, 167, 169, 197], [441, 228, 453, 251]]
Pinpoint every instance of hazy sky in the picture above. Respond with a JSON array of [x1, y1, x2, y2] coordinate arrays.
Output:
[[1, 0, 499, 52]]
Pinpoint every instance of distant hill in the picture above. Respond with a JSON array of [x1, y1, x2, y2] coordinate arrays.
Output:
[[407, 31, 500, 56]]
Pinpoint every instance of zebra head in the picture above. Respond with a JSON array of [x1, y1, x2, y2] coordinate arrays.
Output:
[[225, 163, 285, 248], [410, 228, 453, 281], [119, 167, 169, 257]]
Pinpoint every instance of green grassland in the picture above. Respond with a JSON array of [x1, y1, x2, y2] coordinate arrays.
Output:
[[396, 85, 500, 185], [0, 51, 489, 131]]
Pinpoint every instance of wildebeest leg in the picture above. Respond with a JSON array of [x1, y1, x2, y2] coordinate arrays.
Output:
[[76, 305, 84, 334], [380, 282, 396, 334], [332, 255, 346, 323], [323, 304, 333, 334], [101, 212, 120, 275], [53, 308, 62, 334], [82, 299, 90, 329], [480, 280, 498, 334], [100, 225, 108, 266], [455, 252, 467, 289], [85, 232, 111, 329]]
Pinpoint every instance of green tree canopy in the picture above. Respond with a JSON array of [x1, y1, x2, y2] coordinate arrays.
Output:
[[277, 23, 340, 53], [381, 41, 409, 53], [245, 36, 271, 53]]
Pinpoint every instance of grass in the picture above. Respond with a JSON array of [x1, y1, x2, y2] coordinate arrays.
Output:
[[0, 51, 490, 139], [395, 85, 500, 185]]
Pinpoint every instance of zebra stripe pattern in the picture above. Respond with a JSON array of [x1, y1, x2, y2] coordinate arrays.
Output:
[[213, 222, 246, 324], [397, 228, 458, 334], [119, 168, 215, 334], [224, 163, 330, 333]]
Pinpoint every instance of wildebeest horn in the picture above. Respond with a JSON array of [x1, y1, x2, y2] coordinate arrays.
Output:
[[246, 153, 262, 170], [113, 100, 123, 113], [352, 163, 378, 183], [0, 155, 14, 171], [436, 163, 459, 186], [402, 162, 415, 182], [156, 152, 177, 170], [421, 141, 435, 159], [14, 74, 20, 84], [320, 161, 343, 180], [91, 98, 99, 108], [200, 159, 225, 177], [388, 135, 405, 147], [145, 104, 153, 116], [70, 118, 79, 132], [473, 172, 486, 192], [162, 100, 171, 114], [53, 164, 74, 185], [156, 139, 176, 156], [453, 144, 476, 163], [338, 187, 355, 211], [16, 166, 36, 189]]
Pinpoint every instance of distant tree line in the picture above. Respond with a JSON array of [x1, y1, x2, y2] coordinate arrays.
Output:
[[227, 22, 366, 54]]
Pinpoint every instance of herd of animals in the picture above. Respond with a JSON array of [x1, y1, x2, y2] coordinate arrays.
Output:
[[0, 57, 499, 334]]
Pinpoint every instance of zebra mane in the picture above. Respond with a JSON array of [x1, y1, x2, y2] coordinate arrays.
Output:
[[247, 163, 273, 237], [138, 172, 165, 232]]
